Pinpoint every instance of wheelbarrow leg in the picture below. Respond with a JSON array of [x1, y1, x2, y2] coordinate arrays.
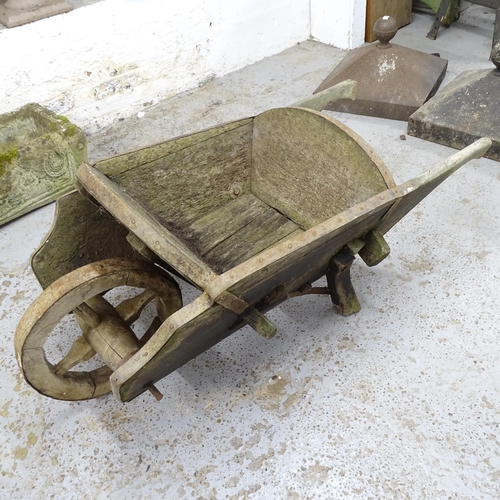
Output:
[[326, 251, 361, 316]]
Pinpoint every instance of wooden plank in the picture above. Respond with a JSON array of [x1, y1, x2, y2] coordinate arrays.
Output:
[[251, 107, 390, 229], [76, 164, 218, 289], [184, 193, 301, 273], [94, 118, 253, 177], [113, 122, 253, 236], [184, 194, 264, 253], [203, 204, 299, 273], [291, 79, 357, 111], [365, 0, 412, 42]]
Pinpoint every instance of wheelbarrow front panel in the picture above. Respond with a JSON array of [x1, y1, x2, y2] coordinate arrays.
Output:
[[31, 190, 144, 289]]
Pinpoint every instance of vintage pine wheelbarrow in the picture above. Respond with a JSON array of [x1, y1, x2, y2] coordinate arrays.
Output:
[[15, 82, 491, 403]]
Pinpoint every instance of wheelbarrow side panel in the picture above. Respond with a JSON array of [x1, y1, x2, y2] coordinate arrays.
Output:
[[112, 199, 396, 402], [94, 117, 254, 177]]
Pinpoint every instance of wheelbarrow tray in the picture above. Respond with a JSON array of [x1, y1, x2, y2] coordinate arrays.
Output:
[[30, 107, 490, 402]]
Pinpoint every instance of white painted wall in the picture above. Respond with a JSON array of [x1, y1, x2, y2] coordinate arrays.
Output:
[[0, 0, 364, 133], [1, 0, 309, 133], [310, 0, 366, 50]]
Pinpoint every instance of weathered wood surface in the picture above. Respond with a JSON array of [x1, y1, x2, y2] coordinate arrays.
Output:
[[77, 107, 393, 287], [63, 105, 490, 402], [15, 259, 182, 401], [203, 208, 297, 274], [94, 118, 253, 177], [326, 251, 361, 316], [251, 107, 393, 229], [358, 228, 391, 266], [184, 193, 300, 274], [31, 190, 142, 289], [110, 138, 492, 402], [76, 164, 218, 289], [221, 138, 491, 308], [111, 198, 397, 401], [94, 80, 356, 178], [291, 80, 357, 111], [112, 122, 253, 234]]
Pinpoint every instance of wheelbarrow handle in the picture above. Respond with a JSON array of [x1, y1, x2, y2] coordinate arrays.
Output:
[[399, 137, 492, 195], [379, 137, 492, 235], [290, 80, 357, 111]]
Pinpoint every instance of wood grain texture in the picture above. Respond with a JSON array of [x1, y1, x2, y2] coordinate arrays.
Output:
[[184, 193, 301, 274], [94, 118, 253, 177], [31, 190, 142, 289], [251, 107, 390, 229], [113, 122, 253, 239], [365, 0, 412, 42], [111, 193, 398, 401], [291, 79, 357, 111], [76, 164, 218, 289]]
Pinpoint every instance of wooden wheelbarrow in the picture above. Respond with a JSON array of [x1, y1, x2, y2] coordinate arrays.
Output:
[[15, 82, 491, 403]]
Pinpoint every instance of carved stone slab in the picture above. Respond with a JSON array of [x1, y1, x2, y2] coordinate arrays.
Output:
[[0, 103, 87, 226]]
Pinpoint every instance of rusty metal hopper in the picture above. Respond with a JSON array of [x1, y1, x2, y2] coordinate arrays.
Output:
[[314, 16, 448, 121], [408, 43, 500, 162]]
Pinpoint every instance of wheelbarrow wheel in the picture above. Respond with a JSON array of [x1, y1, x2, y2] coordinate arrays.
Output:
[[15, 259, 182, 401]]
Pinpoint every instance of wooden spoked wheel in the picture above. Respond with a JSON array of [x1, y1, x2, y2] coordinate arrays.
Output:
[[15, 259, 182, 401]]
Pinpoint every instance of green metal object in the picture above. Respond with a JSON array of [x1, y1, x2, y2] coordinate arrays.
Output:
[[419, 0, 460, 24]]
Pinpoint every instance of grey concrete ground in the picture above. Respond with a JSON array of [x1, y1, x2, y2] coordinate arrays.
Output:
[[1, 6, 500, 499]]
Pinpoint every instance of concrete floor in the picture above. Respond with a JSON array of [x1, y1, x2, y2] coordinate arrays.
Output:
[[2, 6, 500, 499]]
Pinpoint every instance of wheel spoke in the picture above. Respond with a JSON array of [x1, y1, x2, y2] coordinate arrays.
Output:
[[139, 316, 162, 347], [115, 289, 156, 325], [15, 258, 182, 401], [54, 335, 96, 376]]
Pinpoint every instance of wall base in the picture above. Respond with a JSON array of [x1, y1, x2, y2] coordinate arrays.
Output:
[[0, 0, 72, 28]]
